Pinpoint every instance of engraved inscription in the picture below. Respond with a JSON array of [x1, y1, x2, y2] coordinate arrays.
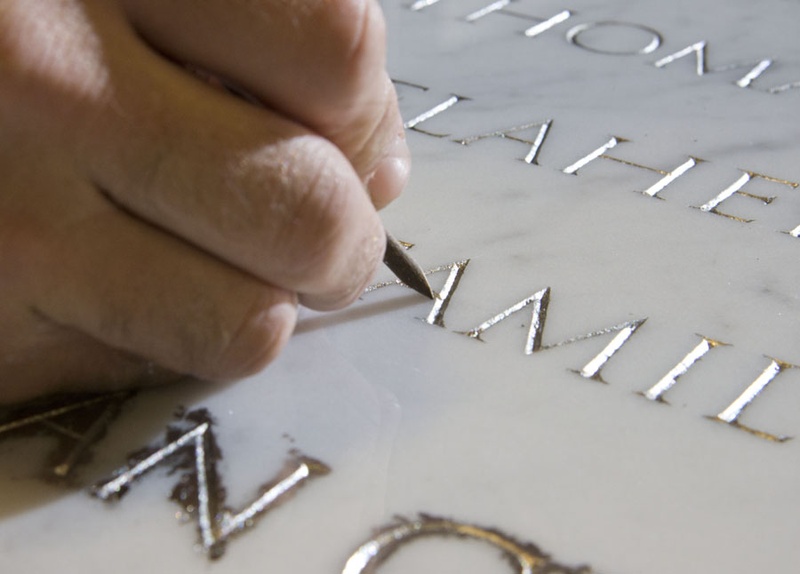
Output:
[[400, 78, 796, 236], [342, 514, 591, 574], [407, 3, 799, 95], [92, 409, 329, 559], [365, 255, 796, 442]]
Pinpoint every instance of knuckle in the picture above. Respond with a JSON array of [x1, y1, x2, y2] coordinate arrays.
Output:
[[287, 1, 394, 174], [279, 138, 356, 275], [348, 79, 404, 177], [202, 289, 298, 382], [274, 137, 384, 309]]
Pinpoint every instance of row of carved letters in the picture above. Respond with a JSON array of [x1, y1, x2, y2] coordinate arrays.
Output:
[[385, 7, 800, 441], [0, 256, 793, 566], [403, 0, 800, 96], [385, 4, 800, 440], [5, 254, 794, 491], [367, 260, 799, 444], [394, 0, 800, 234], [395, 80, 800, 237]]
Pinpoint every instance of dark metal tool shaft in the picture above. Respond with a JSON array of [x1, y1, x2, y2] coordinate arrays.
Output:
[[383, 232, 434, 299]]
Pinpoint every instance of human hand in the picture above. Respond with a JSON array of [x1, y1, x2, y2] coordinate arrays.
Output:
[[0, 0, 409, 402]]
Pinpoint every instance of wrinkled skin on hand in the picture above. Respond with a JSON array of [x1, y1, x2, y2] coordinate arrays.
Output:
[[0, 0, 410, 402]]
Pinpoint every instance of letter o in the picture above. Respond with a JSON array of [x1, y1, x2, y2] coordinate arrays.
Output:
[[566, 21, 662, 55], [342, 516, 587, 574]]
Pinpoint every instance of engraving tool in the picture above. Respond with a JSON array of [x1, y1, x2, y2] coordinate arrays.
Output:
[[383, 232, 434, 299]]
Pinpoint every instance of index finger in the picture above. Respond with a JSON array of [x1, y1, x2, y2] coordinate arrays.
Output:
[[120, 0, 408, 206]]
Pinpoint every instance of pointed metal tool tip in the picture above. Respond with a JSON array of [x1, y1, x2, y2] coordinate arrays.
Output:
[[383, 232, 435, 299]]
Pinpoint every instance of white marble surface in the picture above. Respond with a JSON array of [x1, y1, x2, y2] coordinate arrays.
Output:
[[2, 1, 799, 572]]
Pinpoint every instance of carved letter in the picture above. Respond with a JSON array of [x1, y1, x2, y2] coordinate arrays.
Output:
[[403, 94, 470, 138], [364, 260, 472, 329], [696, 170, 797, 223], [709, 358, 799, 442], [463, 287, 551, 353], [342, 515, 590, 574], [562, 136, 626, 175], [566, 21, 661, 55], [454, 119, 553, 164], [654, 42, 775, 88], [92, 409, 329, 559], [423, 260, 472, 328], [638, 157, 702, 198], [640, 335, 730, 403], [563, 137, 703, 199], [564, 319, 648, 382]]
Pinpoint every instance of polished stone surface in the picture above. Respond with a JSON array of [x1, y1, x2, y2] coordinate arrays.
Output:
[[1, 1, 799, 572]]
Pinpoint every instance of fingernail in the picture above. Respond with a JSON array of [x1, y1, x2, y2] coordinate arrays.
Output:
[[368, 133, 411, 209]]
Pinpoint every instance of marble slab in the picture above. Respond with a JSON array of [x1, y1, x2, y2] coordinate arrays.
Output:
[[1, 1, 799, 572]]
